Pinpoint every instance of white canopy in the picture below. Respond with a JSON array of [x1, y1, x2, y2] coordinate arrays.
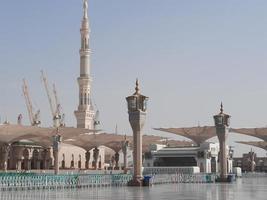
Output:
[[154, 126, 217, 145]]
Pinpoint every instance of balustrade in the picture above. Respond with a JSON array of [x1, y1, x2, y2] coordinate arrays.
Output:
[[0, 173, 132, 191], [0, 172, 217, 191], [150, 173, 216, 184]]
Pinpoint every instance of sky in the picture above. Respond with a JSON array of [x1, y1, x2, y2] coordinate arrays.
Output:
[[1, 0, 267, 157]]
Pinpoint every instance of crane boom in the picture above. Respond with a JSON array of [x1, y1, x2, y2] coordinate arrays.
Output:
[[22, 79, 40, 126], [22, 79, 34, 125], [41, 70, 56, 118], [41, 70, 64, 127], [53, 83, 60, 114], [53, 84, 59, 108], [53, 83, 65, 127]]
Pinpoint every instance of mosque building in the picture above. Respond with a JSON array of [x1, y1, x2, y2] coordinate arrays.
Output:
[[1, 1, 267, 175], [0, 0, 113, 172]]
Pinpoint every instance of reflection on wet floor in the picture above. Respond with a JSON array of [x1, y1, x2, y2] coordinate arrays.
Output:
[[0, 177, 266, 200]]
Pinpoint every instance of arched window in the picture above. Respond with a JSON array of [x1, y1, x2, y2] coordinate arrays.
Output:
[[84, 93, 87, 105], [71, 154, 75, 168], [80, 93, 83, 105], [78, 154, 82, 169], [62, 154, 65, 169]]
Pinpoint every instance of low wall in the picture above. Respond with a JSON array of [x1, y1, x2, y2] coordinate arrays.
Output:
[[143, 167, 200, 175], [0, 173, 132, 191], [150, 173, 216, 184], [6, 169, 124, 175]]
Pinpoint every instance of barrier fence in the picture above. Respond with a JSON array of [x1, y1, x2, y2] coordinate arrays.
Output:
[[242, 172, 267, 177], [0, 172, 217, 191], [150, 173, 216, 184], [0, 173, 132, 191]]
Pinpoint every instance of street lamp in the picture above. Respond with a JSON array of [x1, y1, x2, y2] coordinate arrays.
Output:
[[126, 79, 148, 186], [213, 103, 230, 181], [52, 129, 62, 175]]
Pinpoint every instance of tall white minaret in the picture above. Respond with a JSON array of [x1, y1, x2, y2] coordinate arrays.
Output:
[[74, 0, 95, 129]]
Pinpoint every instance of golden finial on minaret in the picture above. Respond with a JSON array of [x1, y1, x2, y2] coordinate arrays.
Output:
[[83, 0, 88, 19], [220, 102, 223, 114], [134, 78, 140, 95]]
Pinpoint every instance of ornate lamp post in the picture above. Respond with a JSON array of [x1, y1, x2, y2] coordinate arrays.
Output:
[[52, 129, 62, 175], [126, 79, 148, 186], [122, 135, 129, 174], [213, 103, 230, 181]]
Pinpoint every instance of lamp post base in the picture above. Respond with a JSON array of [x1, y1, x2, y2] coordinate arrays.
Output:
[[216, 175, 235, 183], [127, 178, 143, 186]]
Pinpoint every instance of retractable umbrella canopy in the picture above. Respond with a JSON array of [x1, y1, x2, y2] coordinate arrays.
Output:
[[0, 124, 96, 147], [230, 128, 267, 141], [0, 124, 194, 152], [154, 126, 217, 146], [235, 141, 267, 151]]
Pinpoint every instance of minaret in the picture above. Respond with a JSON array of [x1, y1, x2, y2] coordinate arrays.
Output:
[[74, 0, 95, 129]]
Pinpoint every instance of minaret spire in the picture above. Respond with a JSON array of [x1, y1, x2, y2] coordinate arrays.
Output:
[[83, 0, 88, 19], [134, 79, 140, 95], [220, 102, 223, 114], [74, 0, 95, 129]]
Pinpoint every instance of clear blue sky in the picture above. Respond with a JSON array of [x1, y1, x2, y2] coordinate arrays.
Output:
[[1, 0, 267, 156]]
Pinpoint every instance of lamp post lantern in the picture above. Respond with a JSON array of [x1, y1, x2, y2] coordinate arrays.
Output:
[[126, 79, 148, 186], [213, 103, 230, 181]]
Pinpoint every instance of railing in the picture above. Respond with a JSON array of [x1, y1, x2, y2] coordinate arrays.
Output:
[[242, 172, 267, 177], [143, 167, 200, 175], [0, 173, 132, 191], [150, 173, 216, 184], [0, 172, 217, 190]]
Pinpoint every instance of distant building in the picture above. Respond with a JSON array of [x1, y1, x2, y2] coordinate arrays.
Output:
[[143, 142, 234, 174], [233, 150, 267, 172], [4, 139, 106, 171]]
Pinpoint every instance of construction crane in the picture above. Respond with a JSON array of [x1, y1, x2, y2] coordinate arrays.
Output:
[[53, 83, 65, 127], [41, 70, 64, 127], [91, 99, 100, 130], [22, 79, 41, 126], [94, 110, 100, 130]]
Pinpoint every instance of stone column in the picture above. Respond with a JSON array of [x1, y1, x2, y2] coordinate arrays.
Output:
[[0, 144, 10, 171], [114, 152, 120, 170], [130, 115, 144, 182], [23, 148, 31, 170], [10, 146, 23, 171], [53, 150, 59, 174], [218, 136, 227, 179], [17, 159, 22, 171], [93, 147, 99, 170], [53, 135, 62, 175], [85, 150, 90, 169], [43, 148, 52, 169]]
